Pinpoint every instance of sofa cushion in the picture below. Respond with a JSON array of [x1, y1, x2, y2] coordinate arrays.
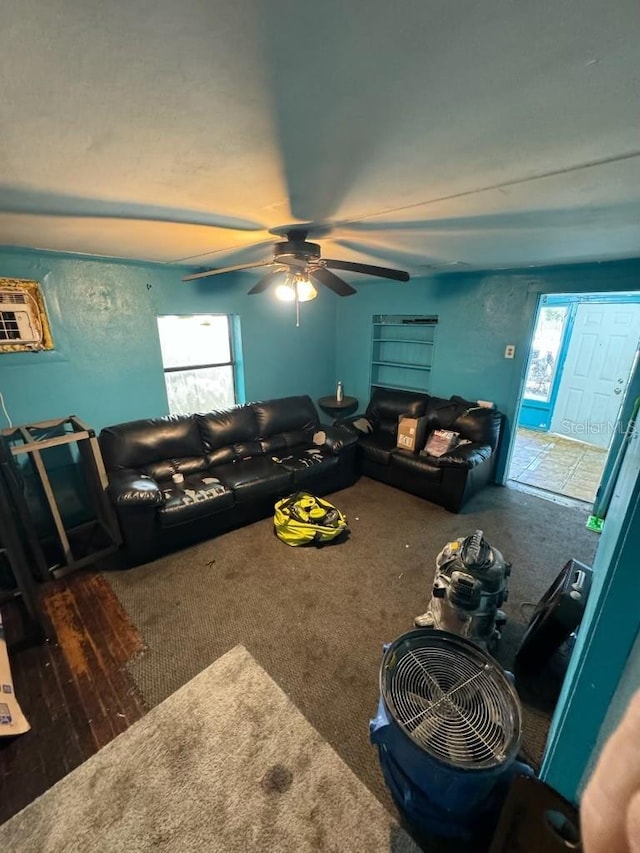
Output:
[[197, 406, 258, 452], [359, 433, 399, 465], [365, 388, 429, 438], [271, 445, 340, 485], [100, 416, 204, 471], [421, 443, 493, 469], [422, 396, 463, 433], [421, 396, 502, 450], [143, 455, 210, 481], [390, 449, 443, 484], [253, 396, 319, 438], [157, 474, 234, 527], [212, 457, 293, 503], [260, 429, 317, 456], [108, 469, 165, 507], [450, 399, 502, 450]]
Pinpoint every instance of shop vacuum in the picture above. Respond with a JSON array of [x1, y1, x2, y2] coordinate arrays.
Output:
[[371, 534, 529, 845], [414, 529, 511, 653]]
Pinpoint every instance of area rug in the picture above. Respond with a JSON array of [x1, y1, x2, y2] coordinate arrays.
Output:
[[104, 478, 599, 804], [0, 645, 419, 853]]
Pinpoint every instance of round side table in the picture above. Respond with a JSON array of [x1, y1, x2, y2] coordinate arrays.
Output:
[[317, 395, 359, 424]]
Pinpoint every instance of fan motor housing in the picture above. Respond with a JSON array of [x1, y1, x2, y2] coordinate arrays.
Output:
[[274, 239, 321, 261], [370, 628, 530, 844]]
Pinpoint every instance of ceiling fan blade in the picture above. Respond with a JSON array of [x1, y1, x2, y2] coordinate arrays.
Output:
[[331, 237, 431, 267], [247, 269, 287, 295], [171, 239, 277, 266], [310, 267, 356, 297], [323, 258, 410, 281], [0, 188, 266, 232], [182, 260, 273, 282]]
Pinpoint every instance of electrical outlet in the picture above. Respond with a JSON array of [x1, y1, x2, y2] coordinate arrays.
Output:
[[504, 345, 515, 359]]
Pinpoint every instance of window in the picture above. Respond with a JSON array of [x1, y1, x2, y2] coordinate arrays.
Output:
[[523, 306, 569, 402], [157, 315, 238, 415]]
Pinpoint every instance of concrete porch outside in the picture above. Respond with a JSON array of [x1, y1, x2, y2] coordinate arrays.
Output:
[[508, 427, 607, 503]]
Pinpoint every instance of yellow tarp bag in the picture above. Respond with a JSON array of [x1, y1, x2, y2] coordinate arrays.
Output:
[[274, 492, 348, 547]]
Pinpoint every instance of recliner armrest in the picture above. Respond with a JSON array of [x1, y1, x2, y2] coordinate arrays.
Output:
[[321, 424, 361, 453], [107, 469, 165, 507], [421, 443, 493, 469], [336, 412, 366, 425]]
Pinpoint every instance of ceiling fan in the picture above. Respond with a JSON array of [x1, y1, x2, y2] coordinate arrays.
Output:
[[181, 228, 410, 298]]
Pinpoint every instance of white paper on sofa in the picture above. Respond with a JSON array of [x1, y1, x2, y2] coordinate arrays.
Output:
[[424, 429, 460, 457]]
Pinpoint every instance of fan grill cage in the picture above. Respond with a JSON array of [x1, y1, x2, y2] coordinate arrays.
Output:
[[382, 632, 521, 770]]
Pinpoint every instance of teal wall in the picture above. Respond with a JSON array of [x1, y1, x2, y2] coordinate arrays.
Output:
[[540, 390, 640, 801], [583, 628, 640, 787], [335, 258, 640, 479], [2, 245, 640, 796], [0, 247, 337, 432]]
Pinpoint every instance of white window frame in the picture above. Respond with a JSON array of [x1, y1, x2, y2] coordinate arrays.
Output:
[[157, 314, 239, 414]]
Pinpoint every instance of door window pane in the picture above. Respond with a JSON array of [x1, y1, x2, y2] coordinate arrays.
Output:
[[524, 306, 568, 402]]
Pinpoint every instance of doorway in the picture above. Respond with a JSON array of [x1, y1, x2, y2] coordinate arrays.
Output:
[[509, 294, 640, 503]]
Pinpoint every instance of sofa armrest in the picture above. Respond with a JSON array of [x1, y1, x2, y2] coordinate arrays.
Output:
[[107, 469, 165, 507], [321, 424, 361, 453], [421, 443, 493, 469]]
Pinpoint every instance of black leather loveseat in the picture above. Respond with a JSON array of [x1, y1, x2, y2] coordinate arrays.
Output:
[[100, 395, 359, 565], [349, 388, 503, 512]]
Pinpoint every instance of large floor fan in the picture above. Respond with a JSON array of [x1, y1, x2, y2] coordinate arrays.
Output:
[[370, 629, 531, 845], [182, 227, 410, 297]]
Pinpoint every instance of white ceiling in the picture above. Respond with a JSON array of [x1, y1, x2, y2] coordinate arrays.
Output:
[[1, 0, 639, 273]]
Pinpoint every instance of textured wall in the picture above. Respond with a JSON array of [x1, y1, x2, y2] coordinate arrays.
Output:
[[0, 247, 337, 432], [335, 258, 640, 478]]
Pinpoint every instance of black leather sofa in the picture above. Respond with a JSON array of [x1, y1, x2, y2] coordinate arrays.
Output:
[[349, 388, 503, 512], [99, 395, 359, 565]]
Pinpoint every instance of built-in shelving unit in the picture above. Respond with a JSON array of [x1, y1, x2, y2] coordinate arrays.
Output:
[[370, 314, 438, 395]]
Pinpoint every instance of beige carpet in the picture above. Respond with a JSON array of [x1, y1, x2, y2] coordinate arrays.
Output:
[[0, 645, 419, 853]]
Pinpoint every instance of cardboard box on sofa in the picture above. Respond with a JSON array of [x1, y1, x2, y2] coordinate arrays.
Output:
[[396, 415, 430, 452]]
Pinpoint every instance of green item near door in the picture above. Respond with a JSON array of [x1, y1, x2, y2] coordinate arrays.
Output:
[[586, 515, 604, 534]]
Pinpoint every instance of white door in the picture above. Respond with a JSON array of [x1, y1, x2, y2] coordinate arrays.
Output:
[[550, 303, 640, 449]]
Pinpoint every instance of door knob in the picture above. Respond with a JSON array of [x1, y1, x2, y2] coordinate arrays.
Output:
[[614, 387, 622, 395]]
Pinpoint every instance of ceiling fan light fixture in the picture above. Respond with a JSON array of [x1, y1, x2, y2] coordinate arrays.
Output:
[[275, 275, 317, 303], [295, 277, 318, 302], [275, 282, 296, 302]]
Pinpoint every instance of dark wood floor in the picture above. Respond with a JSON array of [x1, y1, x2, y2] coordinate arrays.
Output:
[[0, 572, 146, 824]]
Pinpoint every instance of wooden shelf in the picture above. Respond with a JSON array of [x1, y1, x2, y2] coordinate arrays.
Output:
[[372, 319, 437, 326], [370, 314, 438, 397], [371, 361, 431, 371], [372, 381, 430, 393], [372, 338, 434, 344]]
